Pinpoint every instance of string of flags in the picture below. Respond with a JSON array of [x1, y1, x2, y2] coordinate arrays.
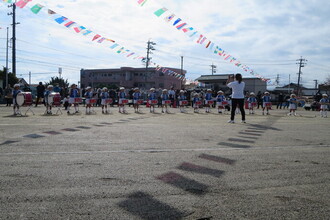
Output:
[[1, 0, 186, 82], [135, 0, 272, 84]]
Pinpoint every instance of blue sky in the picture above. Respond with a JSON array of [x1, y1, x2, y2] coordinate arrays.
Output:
[[0, 0, 329, 88]]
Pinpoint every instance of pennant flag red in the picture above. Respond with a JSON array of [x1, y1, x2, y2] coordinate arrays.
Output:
[[182, 27, 193, 33], [64, 21, 75, 28], [176, 23, 187, 30], [92, 34, 101, 41], [196, 34, 204, 43], [74, 26, 86, 33], [137, 0, 148, 6], [16, 0, 32, 9]]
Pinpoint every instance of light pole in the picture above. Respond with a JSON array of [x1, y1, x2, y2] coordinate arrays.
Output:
[[143, 40, 156, 88], [5, 27, 9, 88]]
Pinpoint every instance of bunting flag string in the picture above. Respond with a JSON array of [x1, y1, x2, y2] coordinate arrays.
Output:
[[135, 1, 271, 84], [1, 0, 186, 82]]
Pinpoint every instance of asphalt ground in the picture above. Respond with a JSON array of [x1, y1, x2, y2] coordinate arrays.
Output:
[[0, 105, 329, 220]]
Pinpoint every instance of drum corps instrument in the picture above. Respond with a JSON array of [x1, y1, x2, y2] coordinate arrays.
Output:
[[105, 98, 113, 104], [74, 97, 82, 103], [164, 100, 171, 104], [181, 100, 188, 105], [121, 99, 128, 104], [222, 101, 228, 105], [195, 101, 202, 105], [15, 92, 34, 115], [150, 100, 158, 104], [89, 98, 97, 104], [265, 103, 272, 107], [16, 92, 33, 106], [137, 100, 144, 105], [207, 100, 214, 105], [48, 92, 61, 106]]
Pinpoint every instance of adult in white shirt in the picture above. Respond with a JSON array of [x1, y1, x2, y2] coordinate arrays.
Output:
[[227, 73, 246, 123]]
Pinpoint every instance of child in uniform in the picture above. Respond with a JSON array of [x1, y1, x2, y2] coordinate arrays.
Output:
[[12, 84, 21, 115], [118, 87, 127, 113], [132, 88, 142, 113], [101, 87, 110, 114], [216, 91, 226, 114], [149, 88, 157, 113], [288, 94, 298, 116], [178, 90, 187, 113], [161, 89, 170, 113], [44, 85, 54, 114], [262, 91, 272, 115], [319, 94, 329, 118], [193, 93, 201, 113], [247, 92, 257, 114], [204, 89, 213, 113], [84, 86, 93, 114], [68, 84, 80, 114]]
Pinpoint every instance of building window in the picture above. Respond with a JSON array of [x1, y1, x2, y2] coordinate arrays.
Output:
[[134, 73, 139, 76], [159, 72, 164, 76], [140, 73, 143, 76], [159, 83, 164, 88], [108, 73, 112, 76]]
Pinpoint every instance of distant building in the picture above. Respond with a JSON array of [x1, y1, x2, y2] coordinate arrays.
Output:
[[195, 74, 267, 94], [80, 67, 186, 90]]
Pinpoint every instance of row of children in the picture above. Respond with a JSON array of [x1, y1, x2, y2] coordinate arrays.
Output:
[[11, 83, 329, 117]]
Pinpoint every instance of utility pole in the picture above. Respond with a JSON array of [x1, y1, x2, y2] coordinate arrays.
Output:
[[28, 71, 31, 85], [210, 63, 217, 75], [59, 67, 62, 78], [180, 56, 184, 89], [296, 56, 307, 96], [8, 2, 20, 77], [5, 27, 9, 88], [275, 74, 280, 86], [313, 79, 318, 89], [143, 40, 156, 87]]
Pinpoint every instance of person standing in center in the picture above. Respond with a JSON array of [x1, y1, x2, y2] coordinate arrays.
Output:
[[227, 73, 246, 123]]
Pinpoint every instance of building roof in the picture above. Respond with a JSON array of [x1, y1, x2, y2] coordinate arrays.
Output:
[[196, 74, 260, 81]]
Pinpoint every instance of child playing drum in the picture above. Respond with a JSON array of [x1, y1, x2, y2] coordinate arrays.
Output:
[[262, 91, 272, 115], [204, 89, 214, 113], [161, 89, 170, 113], [178, 90, 187, 113], [118, 87, 127, 114], [319, 94, 329, 118], [247, 92, 257, 114], [101, 87, 110, 114], [84, 86, 93, 114], [216, 91, 226, 114], [12, 84, 21, 115], [149, 88, 157, 113], [44, 85, 54, 115], [68, 84, 80, 114], [132, 88, 142, 113]]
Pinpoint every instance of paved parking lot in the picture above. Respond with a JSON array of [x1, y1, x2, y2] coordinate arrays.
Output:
[[0, 105, 329, 219]]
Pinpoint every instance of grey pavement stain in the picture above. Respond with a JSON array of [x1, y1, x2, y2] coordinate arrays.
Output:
[[76, 126, 92, 129], [156, 172, 208, 195], [237, 135, 258, 140], [62, 128, 80, 132], [43, 131, 62, 135], [244, 129, 264, 133], [218, 142, 251, 148], [198, 153, 236, 165], [118, 191, 186, 220], [0, 140, 20, 146], [238, 132, 262, 136], [177, 162, 225, 178], [100, 122, 112, 125], [227, 138, 256, 144], [23, 134, 45, 139]]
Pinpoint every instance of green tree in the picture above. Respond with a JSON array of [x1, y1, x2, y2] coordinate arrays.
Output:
[[0, 68, 19, 88], [45, 76, 70, 88]]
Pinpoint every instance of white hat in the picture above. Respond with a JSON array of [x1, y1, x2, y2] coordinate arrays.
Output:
[[86, 86, 91, 90], [217, 90, 223, 94], [14, 84, 20, 88], [322, 94, 328, 97], [207, 89, 212, 91], [180, 90, 184, 93], [150, 88, 155, 91], [120, 87, 125, 90], [250, 92, 255, 95], [163, 89, 167, 92], [134, 87, 139, 90], [102, 87, 108, 90], [265, 91, 270, 94], [47, 85, 53, 89]]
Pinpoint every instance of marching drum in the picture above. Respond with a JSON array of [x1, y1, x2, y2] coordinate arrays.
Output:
[[251, 102, 257, 107], [48, 92, 61, 106], [16, 92, 33, 106], [105, 98, 113, 104], [222, 101, 228, 105], [164, 100, 171, 105], [121, 99, 129, 104], [265, 102, 272, 107], [74, 97, 82, 104], [207, 100, 214, 105], [195, 101, 202, 105], [180, 100, 188, 105], [90, 98, 97, 104], [150, 100, 158, 105], [137, 100, 144, 105]]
